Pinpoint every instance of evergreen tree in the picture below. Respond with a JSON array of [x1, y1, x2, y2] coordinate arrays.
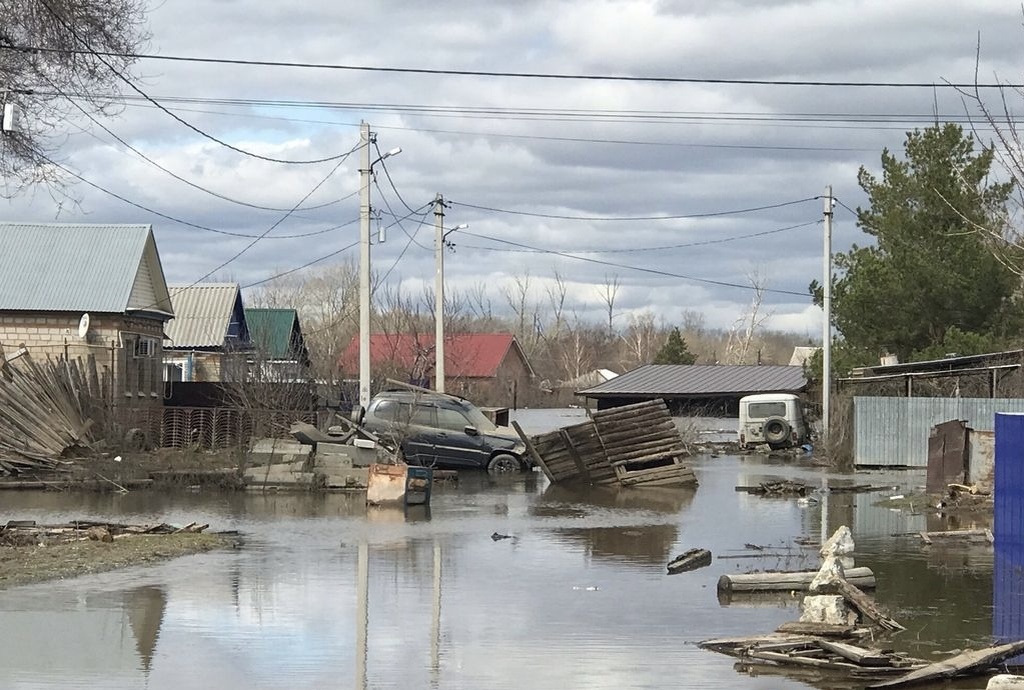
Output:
[[653, 327, 696, 365]]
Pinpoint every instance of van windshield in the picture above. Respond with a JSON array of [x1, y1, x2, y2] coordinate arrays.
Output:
[[748, 401, 787, 419], [460, 402, 498, 432]]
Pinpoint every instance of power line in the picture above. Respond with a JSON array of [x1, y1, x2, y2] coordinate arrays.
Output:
[[8, 44, 1019, 88], [458, 230, 810, 297], [458, 219, 822, 254], [242, 240, 359, 288], [375, 207, 433, 287], [42, 157, 359, 239], [372, 180, 433, 252], [449, 197, 819, 222], [834, 198, 860, 217], [30, 4, 367, 166]]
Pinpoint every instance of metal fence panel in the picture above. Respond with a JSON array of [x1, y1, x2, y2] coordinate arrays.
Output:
[[854, 397, 1024, 467]]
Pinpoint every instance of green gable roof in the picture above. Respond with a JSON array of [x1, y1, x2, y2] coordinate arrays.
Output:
[[245, 308, 307, 361]]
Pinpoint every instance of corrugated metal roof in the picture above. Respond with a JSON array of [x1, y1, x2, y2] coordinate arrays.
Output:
[[245, 308, 303, 360], [165, 284, 242, 348], [577, 364, 807, 396], [0, 223, 169, 313]]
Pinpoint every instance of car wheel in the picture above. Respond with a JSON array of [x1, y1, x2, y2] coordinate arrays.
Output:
[[487, 453, 521, 474]]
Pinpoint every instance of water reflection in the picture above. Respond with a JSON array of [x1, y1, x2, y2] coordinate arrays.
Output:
[[123, 585, 167, 673], [0, 454, 1002, 690]]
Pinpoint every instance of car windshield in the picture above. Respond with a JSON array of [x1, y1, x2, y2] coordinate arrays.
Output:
[[459, 401, 497, 432]]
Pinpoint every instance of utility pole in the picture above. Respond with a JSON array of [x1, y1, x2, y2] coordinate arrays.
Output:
[[822, 186, 834, 445], [358, 122, 372, 415], [434, 194, 446, 393]]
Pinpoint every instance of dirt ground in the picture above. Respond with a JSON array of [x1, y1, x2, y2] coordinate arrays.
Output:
[[0, 532, 234, 589]]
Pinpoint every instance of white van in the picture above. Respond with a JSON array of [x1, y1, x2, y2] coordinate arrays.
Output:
[[738, 393, 809, 450]]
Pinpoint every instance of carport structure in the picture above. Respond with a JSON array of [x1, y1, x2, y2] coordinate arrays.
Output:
[[576, 363, 807, 414]]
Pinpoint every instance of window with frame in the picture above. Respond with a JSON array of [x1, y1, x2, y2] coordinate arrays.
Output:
[[748, 401, 787, 419], [436, 407, 470, 432], [410, 404, 435, 427]]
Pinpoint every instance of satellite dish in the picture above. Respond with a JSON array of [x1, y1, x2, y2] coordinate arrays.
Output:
[[78, 313, 91, 339]]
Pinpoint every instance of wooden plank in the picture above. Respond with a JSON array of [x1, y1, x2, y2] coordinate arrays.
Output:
[[816, 639, 892, 666], [558, 428, 591, 480], [919, 528, 995, 544], [718, 567, 876, 593], [868, 640, 1024, 688], [775, 622, 866, 637], [820, 578, 905, 631], [513, 421, 556, 484]]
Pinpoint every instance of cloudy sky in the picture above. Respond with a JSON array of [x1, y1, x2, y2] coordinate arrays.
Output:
[[4, 0, 1023, 335]]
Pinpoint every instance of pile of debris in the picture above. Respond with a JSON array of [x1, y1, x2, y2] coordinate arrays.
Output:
[[704, 526, 1024, 687], [516, 399, 698, 488], [0, 350, 105, 475], [0, 519, 211, 547]]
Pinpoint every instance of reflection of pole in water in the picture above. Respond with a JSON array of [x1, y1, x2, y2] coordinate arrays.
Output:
[[431, 541, 442, 685], [356, 542, 368, 690], [820, 476, 829, 545]]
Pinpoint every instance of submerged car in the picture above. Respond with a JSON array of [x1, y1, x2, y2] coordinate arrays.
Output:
[[360, 390, 529, 472]]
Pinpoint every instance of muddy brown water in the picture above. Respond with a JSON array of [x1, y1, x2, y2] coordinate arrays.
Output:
[[0, 438, 1003, 689]]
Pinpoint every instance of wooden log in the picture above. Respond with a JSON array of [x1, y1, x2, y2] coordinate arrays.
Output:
[[820, 578, 905, 631], [558, 428, 591, 479], [718, 567, 876, 593], [699, 633, 818, 653], [667, 548, 712, 573], [919, 528, 995, 545], [748, 650, 865, 672], [868, 640, 1024, 688]]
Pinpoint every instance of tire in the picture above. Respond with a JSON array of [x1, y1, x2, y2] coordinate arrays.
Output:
[[487, 453, 521, 474], [763, 417, 792, 446]]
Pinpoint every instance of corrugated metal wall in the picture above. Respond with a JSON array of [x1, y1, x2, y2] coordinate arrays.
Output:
[[854, 397, 1024, 467], [994, 413, 1024, 645]]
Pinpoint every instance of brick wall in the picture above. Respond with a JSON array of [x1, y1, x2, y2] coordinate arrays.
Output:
[[0, 311, 166, 407]]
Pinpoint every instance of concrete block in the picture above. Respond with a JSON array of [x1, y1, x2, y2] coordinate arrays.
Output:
[[820, 525, 855, 558], [800, 595, 854, 625], [244, 463, 315, 487], [249, 438, 311, 467], [989, 676, 1024, 689], [322, 467, 369, 489], [809, 555, 846, 594]]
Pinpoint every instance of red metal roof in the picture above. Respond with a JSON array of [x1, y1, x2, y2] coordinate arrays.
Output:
[[339, 333, 528, 379]]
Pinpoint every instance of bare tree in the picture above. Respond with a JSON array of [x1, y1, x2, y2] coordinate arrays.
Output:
[[1, 0, 150, 195], [724, 269, 773, 365], [622, 311, 662, 368], [597, 274, 621, 337]]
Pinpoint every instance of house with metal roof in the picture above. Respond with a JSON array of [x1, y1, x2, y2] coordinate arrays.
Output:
[[244, 308, 311, 382], [0, 222, 173, 405], [163, 283, 250, 382], [577, 363, 808, 413], [339, 332, 535, 406]]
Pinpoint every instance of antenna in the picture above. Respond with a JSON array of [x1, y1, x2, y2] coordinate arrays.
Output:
[[78, 313, 91, 339]]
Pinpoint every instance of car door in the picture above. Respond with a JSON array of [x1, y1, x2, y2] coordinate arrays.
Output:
[[433, 405, 489, 468]]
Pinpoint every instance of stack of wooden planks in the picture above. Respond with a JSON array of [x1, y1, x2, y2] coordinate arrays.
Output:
[[0, 353, 104, 474], [592, 401, 697, 487], [514, 399, 697, 488]]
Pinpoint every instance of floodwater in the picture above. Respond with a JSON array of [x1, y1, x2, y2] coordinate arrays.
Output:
[[0, 412, 1006, 690]]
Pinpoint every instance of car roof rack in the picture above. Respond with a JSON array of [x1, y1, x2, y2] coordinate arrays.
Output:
[[383, 378, 467, 402]]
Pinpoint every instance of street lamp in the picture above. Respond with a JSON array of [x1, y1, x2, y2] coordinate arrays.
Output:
[[433, 193, 466, 393], [358, 122, 401, 416]]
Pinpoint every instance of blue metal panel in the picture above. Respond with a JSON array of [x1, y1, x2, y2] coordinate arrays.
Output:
[[993, 413, 1024, 648]]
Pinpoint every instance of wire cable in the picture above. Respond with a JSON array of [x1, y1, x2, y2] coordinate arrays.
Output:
[[9, 44, 1020, 88], [450, 197, 819, 222], [459, 230, 810, 297], [373, 141, 422, 215], [372, 180, 434, 252], [34, 2, 366, 165], [457, 219, 821, 254]]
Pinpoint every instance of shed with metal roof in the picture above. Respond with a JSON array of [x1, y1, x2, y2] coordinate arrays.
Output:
[[163, 283, 250, 383], [576, 364, 808, 413]]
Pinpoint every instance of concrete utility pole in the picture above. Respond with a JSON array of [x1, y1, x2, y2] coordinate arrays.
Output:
[[434, 194, 446, 393], [358, 122, 372, 415], [433, 194, 467, 394], [822, 186, 834, 444]]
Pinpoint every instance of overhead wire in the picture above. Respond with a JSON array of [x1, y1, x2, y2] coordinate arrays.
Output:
[[373, 141, 422, 216], [449, 197, 819, 222], [32, 2, 366, 165], [457, 219, 822, 254], [458, 230, 810, 296], [8, 43, 1021, 88]]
